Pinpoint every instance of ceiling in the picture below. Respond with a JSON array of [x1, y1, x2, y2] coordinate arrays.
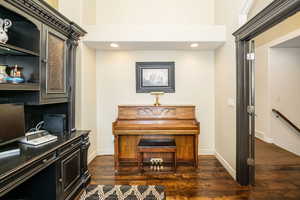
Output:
[[273, 35, 300, 48], [84, 41, 224, 51], [82, 24, 226, 51]]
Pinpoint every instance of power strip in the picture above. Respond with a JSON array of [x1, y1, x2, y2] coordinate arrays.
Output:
[[19, 130, 57, 146]]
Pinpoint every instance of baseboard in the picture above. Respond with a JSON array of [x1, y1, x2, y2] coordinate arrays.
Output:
[[255, 130, 273, 143], [273, 141, 300, 156], [199, 148, 215, 155], [255, 130, 265, 141], [88, 150, 97, 164], [97, 148, 114, 156], [88, 150, 97, 163], [215, 151, 236, 180]]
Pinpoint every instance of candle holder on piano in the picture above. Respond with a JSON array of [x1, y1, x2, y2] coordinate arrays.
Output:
[[150, 92, 164, 106]]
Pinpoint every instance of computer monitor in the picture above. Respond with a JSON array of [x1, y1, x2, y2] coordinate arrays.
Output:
[[0, 104, 25, 146]]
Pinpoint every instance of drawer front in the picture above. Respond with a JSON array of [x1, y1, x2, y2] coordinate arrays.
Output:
[[60, 149, 81, 200], [58, 138, 81, 157], [0, 152, 56, 196]]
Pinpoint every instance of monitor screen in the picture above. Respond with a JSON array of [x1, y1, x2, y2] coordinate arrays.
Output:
[[0, 104, 25, 146]]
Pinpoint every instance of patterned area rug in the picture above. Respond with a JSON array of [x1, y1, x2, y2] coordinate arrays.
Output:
[[80, 185, 165, 200]]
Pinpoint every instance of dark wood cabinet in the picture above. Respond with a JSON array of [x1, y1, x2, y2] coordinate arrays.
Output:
[[40, 26, 69, 104], [0, 1, 88, 199], [0, 0, 86, 131], [60, 149, 81, 200], [0, 0, 85, 115], [0, 131, 90, 200], [80, 134, 91, 183]]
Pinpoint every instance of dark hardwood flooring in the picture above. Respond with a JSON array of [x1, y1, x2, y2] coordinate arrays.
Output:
[[254, 139, 300, 199], [86, 139, 300, 200]]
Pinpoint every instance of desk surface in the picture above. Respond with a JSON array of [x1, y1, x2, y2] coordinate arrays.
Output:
[[0, 130, 89, 181]]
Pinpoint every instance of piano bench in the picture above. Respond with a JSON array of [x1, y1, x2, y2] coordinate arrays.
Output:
[[137, 139, 177, 172]]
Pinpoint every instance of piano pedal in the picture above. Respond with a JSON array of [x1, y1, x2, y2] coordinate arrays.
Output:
[[149, 158, 164, 172], [150, 158, 154, 170], [159, 158, 163, 171]]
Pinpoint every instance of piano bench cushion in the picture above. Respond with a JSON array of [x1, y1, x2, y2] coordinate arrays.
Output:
[[138, 139, 176, 148]]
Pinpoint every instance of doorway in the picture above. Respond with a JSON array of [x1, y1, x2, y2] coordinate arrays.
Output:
[[233, 0, 300, 186], [253, 14, 300, 188]]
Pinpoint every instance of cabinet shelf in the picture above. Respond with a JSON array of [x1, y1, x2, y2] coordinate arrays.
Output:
[[0, 83, 40, 91], [0, 43, 39, 56]]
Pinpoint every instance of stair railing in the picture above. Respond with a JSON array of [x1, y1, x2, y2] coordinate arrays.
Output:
[[272, 109, 300, 134]]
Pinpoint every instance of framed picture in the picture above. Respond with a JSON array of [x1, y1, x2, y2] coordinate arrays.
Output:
[[136, 62, 175, 93]]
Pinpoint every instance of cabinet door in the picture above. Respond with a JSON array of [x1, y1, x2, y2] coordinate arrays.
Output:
[[59, 149, 81, 200], [41, 26, 68, 103]]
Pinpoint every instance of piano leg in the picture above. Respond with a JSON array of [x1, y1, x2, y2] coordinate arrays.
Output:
[[139, 152, 144, 173], [174, 151, 177, 172], [195, 134, 199, 168], [114, 135, 119, 172]]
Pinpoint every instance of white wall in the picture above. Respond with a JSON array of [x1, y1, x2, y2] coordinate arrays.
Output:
[[269, 48, 300, 155], [58, 0, 82, 24], [83, 0, 223, 45], [248, 0, 273, 20], [77, 44, 98, 161], [255, 45, 272, 142], [58, 0, 216, 165], [59, 0, 98, 163], [83, 25, 226, 44], [214, 0, 245, 179], [96, 50, 215, 155], [95, 0, 215, 25]]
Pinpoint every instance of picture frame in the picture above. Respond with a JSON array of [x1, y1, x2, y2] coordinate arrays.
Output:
[[136, 62, 175, 93]]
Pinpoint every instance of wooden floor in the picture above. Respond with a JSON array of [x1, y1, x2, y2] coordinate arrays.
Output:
[[87, 139, 300, 200]]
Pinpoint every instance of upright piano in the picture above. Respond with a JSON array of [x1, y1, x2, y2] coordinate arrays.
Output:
[[112, 105, 200, 170]]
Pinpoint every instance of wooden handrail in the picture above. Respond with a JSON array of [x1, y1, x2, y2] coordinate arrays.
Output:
[[272, 109, 300, 133]]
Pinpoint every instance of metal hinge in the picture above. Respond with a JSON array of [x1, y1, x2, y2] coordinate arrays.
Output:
[[247, 158, 255, 166], [247, 105, 255, 115], [247, 53, 255, 60]]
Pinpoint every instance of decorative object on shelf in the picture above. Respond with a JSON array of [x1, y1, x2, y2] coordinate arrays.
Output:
[[150, 91, 164, 106], [6, 65, 24, 83], [0, 18, 12, 44], [0, 65, 9, 83], [136, 62, 175, 93]]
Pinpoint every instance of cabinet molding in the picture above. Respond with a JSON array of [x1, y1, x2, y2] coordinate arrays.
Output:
[[4, 0, 86, 40]]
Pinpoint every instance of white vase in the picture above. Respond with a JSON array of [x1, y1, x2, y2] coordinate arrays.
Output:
[[0, 65, 8, 83], [0, 18, 12, 44]]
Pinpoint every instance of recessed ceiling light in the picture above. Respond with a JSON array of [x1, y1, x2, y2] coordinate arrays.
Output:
[[110, 43, 119, 48], [190, 43, 199, 48]]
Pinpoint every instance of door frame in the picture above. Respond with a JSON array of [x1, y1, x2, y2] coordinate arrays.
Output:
[[233, 0, 300, 186]]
